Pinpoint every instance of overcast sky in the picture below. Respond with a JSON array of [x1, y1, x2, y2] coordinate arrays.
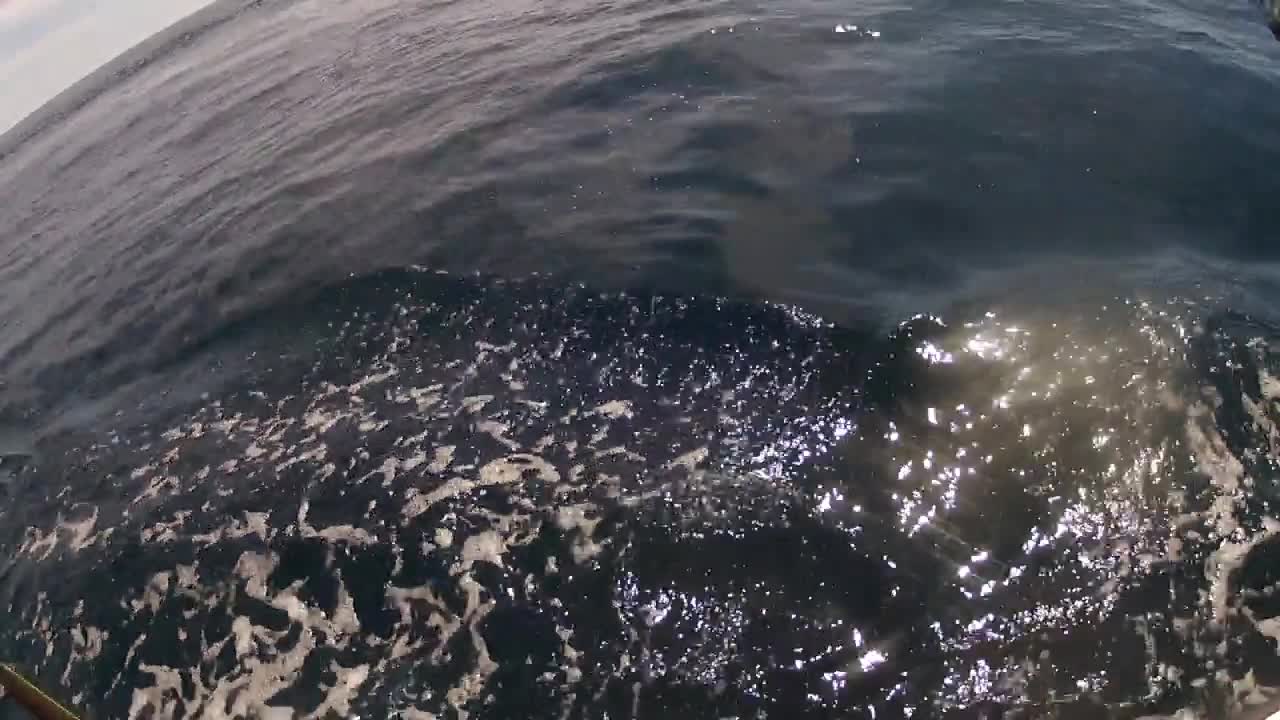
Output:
[[0, 0, 213, 134]]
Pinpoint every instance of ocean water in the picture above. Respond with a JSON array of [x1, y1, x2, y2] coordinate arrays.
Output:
[[2, 0, 1280, 717]]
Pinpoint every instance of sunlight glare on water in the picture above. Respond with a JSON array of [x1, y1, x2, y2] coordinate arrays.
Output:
[[1, 271, 1280, 717]]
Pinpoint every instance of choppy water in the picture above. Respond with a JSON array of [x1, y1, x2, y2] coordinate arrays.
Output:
[[2, 0, 1280, 718]]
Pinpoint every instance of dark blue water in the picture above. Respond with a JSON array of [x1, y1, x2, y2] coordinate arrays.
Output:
[[2, 0, 1280, 717]]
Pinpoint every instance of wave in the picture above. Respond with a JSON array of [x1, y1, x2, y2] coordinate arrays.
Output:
[[0, 0, 273, 160], [2, 269, 1280, 718]]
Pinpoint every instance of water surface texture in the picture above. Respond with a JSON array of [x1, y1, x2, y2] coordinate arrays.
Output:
[[2, 0, 1280, 718]]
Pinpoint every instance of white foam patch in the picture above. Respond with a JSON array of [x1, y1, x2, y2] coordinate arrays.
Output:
[[461, 395, 494, 414], [190, 511, 272, 544], [309, 662, 370, 718], [15, 342, 620, 712], [126, 548, 370, 719], [427, 445, 455, 474], [595, 446, 646, 463], [366, 456, 400, 486], [666, 446, 708, 471], [1182, 397, 1275, 623], [594, 400, 633, 420], [459, 531, 507, 570], [403, 454, 559, 521], [298, 499, 376, 546], [61, 624, 106, 689], [1, 285, 895, 718], [141, 510, 193, 543], [1260, 369, 1280, 403], [476, 420, 518, 450], [18, 504, 101, 559], [349, 365, 399, 393]]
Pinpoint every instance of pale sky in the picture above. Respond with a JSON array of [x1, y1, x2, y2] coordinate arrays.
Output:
[[0, 0, 214, 134]]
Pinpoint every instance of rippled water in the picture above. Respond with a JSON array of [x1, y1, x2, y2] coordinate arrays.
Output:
[[2, 0, 1280, 717]]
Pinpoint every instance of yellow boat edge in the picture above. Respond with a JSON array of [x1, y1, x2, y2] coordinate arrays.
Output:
[[0, 663, 82, 720]]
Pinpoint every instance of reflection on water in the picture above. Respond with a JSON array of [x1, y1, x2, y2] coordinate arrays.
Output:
[[0, 271, 1278, 718]]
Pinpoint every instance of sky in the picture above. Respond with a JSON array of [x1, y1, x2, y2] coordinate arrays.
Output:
[[0, 0, 214, 134]]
